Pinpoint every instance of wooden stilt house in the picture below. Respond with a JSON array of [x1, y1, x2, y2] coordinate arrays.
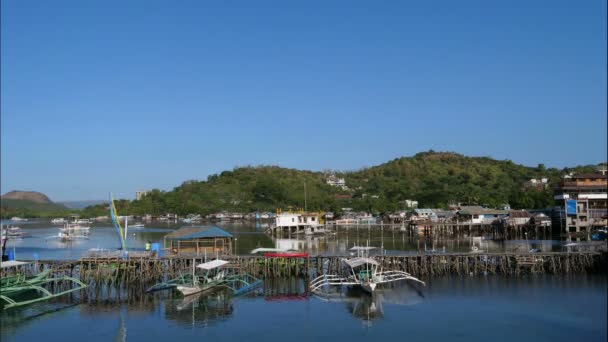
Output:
[[164, 226, 233, 256]]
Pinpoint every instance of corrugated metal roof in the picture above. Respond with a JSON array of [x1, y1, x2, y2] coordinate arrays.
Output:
[[458, 208, 509, 216], [414, 208, 436, 214], [571, 173, 607, 180], [165, 226, 233, 240], [509, 210, 531, 218]]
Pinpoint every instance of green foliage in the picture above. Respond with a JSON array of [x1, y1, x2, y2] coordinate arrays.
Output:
[[6, 151, 604, 218], [0, 199, 73, 218], [0, 207, 75, 219], [87, 151, 601, 216]]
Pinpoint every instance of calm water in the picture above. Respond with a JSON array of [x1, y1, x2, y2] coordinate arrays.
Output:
[[1, 275, 606, 342], [1, 219, 579, 260]]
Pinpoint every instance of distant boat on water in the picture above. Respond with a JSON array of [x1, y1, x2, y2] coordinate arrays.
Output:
[[1, 225, 26, 238]]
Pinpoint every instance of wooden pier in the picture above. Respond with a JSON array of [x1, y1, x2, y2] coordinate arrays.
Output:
[[321, 222, 555, 240], [7, 251, 605, 292]]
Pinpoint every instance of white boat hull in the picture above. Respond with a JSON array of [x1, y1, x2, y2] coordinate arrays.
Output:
[[361, 282, 377, 294], [176, 285, 215, 297]]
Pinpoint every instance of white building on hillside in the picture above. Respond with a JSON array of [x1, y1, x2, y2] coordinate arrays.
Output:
[[326, 175, 347, 190], [135, 190, 150, 200]]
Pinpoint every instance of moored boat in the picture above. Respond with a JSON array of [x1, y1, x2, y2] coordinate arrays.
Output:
[[0, 260, 87, 310], [147, 259, 262, 297], [310, 245, 425, 294]]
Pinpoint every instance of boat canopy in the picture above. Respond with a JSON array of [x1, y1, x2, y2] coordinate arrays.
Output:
[[0, 260, 30, 269], [350, 246, 376, 251], [343, 257, 379, 268], [196, 259, 229, 270], [250, 248, 290, 254]]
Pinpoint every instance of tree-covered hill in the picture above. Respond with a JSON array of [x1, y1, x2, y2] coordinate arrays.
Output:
[[343, 151, 561, 210], [82, 151, 603, 217], [1, 190, 71, 218]]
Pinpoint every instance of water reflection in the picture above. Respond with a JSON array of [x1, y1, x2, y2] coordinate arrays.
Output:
[[314, 283, 425, 325], [1, 275, 606, 342], [4, 220, 606, 260], [164, 290, 233, 328]]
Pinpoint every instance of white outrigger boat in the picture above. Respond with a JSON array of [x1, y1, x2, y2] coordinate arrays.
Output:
[[177, 260, 232, 296], [59, 223, 90, 233], [147, 259, 262, 297], [46, 224, 89, 242], [310, 246, 425, 294], [2, 226, 24, 238]]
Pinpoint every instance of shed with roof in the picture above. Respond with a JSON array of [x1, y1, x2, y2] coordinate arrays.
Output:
[[164, 226, 233, 256], [457, 206, 509, 224]]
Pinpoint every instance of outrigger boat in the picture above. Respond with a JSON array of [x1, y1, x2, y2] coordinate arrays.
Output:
[[0, 260, 87, 310], [310, 246, 425, 294], [1, 226, 26, 238], [147, 259, 262, 297]]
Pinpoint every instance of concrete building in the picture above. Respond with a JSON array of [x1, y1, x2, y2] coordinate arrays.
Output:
[[404, 199, 419, 208], [554, 172, 608, 233], [524, 178, 549, 191]]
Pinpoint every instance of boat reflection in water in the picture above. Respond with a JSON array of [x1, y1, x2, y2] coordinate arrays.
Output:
[[314, 283, 424, 325], [165, 289, 234, 328]]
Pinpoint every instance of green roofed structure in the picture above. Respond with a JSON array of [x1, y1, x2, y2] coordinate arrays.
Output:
[[164, 226, 233, 256]]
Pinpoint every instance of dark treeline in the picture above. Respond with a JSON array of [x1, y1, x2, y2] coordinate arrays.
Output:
[[80, 151, 602, 217]]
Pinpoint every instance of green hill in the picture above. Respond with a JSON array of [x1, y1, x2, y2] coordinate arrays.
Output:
[[1, 191, 71, 218], [84, 151, 603, 216]]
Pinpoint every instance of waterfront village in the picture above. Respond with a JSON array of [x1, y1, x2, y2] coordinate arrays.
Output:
[[72, 169, 607, 241], [1, 168, 606, 313]]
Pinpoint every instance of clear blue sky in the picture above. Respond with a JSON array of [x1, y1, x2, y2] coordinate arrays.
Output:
[[1, 0, 606, 201]]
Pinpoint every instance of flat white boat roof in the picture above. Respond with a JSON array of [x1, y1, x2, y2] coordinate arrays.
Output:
[[197, 259, 229, 270], [343, 257, 379, 268], [350, 246, 377, 251], [0, 260, 30, 269], [250, 248, 289, 254]]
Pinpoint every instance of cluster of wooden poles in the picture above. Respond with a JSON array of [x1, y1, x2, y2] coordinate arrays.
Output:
[[11, 251, 602, 293]]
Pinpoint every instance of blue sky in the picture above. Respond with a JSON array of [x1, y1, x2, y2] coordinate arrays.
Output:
[[1, 0, 606, 201]]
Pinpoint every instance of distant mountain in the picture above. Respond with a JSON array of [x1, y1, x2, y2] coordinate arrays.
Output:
[[60, 200, 106, 209], [1, 190, 53, 203], [1, 190, 69, 217]]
